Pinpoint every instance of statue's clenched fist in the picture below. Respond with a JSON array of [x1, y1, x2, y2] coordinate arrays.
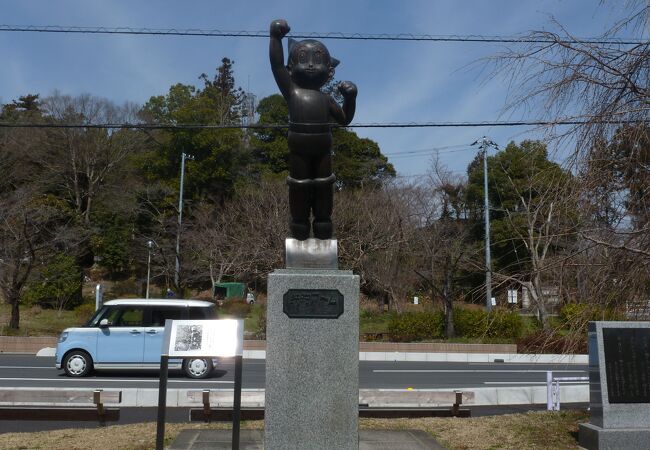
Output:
[[270, 19, 290, 38], [338, 81, 357, 98]]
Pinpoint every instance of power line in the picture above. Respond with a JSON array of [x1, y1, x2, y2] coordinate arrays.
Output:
[[0, 24, 646, 45], [0, 118, 646, 130], [383, 143, 469, 156], [386, 147, 476, 159]]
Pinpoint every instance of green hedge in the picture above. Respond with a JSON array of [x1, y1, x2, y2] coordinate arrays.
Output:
[[454, 307, 523, 339], [388, 311, 444, 342], [388, 307, 524, 342], [559, 303, 623, 327]]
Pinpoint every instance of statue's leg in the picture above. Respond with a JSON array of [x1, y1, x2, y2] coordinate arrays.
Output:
[[288, 151, 311, 240], [312, 151, 334, 240]]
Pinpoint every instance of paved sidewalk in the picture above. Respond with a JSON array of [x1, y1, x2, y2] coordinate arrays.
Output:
[[169, 429, 447, 449]]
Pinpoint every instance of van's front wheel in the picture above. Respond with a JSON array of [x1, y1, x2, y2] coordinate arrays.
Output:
[[183, 358, 213, 379], [63, 350, 93, 377]]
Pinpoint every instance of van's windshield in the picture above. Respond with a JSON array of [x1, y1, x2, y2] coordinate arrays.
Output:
[[86, 306, 108, 327]]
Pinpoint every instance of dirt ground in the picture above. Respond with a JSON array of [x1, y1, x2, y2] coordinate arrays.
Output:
[[0, 410, 588, 450]]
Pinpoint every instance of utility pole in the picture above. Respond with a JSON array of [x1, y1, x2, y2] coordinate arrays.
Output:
[[175, 152, 194, 295], [146, 240, 154, 299], [472, 137, 499, 311]]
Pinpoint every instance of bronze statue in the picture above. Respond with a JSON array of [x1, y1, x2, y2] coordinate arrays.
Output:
[[269, 19, 357, 241]]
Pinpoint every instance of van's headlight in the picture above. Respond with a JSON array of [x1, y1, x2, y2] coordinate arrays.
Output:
[[58, 332, 68, 343]]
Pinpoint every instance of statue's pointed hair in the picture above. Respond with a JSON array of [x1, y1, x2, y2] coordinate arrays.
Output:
[[331, 57, 340, 68], [288, 38, 298, 52]]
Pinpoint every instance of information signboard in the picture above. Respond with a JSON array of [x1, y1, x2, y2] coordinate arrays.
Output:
[[162, 319, 244, 357]]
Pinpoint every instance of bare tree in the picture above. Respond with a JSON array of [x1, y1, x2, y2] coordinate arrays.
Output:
[[41, 93, 148, 224], [487, 4, 650, 323], [0, 188, 65, 329], [336, 182, 419, 312], [412, 158, 472, 337], [491, 3, 649, 156], [183, 179, 287, 290]]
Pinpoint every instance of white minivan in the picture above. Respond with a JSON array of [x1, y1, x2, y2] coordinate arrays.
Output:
[[55, 299, 217, 378]]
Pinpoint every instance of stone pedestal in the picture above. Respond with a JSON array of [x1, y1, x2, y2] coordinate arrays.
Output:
[[579, 422, 650, 449], [579, 321, 650, 449], [264, 269, 360, 450]]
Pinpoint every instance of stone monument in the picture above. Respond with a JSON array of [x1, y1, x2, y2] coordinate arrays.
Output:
[[579, 321, 650, 449], [264, 18, 360, 450]]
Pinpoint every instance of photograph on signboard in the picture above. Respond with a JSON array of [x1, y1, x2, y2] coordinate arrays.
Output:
[[164, 319, 244, 357], [174, 324, 203, 351]]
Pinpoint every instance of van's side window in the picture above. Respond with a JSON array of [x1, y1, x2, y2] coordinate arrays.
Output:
[[189, 306, 215, 319], [115, 308, 144, 327], [149, 308, 184, 327], [102, 307, 122, 326]]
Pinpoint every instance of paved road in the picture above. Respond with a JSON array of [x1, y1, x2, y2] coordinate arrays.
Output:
[[0, 354, 587, 389]]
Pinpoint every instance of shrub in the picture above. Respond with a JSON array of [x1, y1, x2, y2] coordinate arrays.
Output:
[[109, 279, 140, 298], [453, 307, 486, 338], [75, 302, 97, 323], [220, 301, 251, 318], [360, 308, 378, 320], [454, 307, 523, 339], [559, 303, 623, 332], [23, 254, 83, 310], [388, 311, 444, 342], [255, 306, 267, 339], [517, 330, 587, 354]]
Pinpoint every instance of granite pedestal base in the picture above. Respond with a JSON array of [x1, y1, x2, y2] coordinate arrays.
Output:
[[579, 422, 650, 450], [265, 269, 360, 450]]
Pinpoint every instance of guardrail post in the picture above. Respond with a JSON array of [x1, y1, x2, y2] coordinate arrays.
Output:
[[554, 379, 561, 411], [452, 391, 462, 416], [546, 371, 553, 411], [202, 390, 211, 422], [93, 389, 105, 425]]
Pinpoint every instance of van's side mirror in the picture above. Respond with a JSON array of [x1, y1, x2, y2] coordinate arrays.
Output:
[[99, 319, 109, 328]]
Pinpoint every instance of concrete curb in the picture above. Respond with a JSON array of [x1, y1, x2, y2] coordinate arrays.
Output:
[[359, 351, 588, 364], [34, 347, 588, 364], [236, 350, 588, 364], [36, 347, 56, 357], [0, 385, 588, 407]]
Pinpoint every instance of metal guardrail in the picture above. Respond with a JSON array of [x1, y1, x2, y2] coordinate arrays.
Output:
[[0, 388, 122, 423], [189, 389, 471, 421], [546, 371, 588, 411]]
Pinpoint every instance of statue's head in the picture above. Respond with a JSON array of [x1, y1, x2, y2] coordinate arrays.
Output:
[[287, 38, 339, 89]]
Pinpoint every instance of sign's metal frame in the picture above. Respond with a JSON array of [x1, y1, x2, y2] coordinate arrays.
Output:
[[155, 319, 244, 450]]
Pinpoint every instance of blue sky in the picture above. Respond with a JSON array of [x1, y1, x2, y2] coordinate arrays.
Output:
[[0, 1, 634, 178]]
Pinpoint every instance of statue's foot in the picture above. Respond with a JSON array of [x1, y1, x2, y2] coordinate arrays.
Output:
[[312, 220, 333, 240], [290, 220, 310, 241]]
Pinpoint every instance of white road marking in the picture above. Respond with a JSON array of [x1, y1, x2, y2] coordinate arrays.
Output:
[[373, 369, 586, 373], [0, 366, 54, 369], [0, 377, 233, 383], [484, 381, 589, 385]]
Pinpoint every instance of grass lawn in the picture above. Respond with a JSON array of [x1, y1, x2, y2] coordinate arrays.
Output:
[[243, 303, 265, 336], [0, 410, 588, 450], [359, 311, 393, 335], [0, 303, 84, 336]]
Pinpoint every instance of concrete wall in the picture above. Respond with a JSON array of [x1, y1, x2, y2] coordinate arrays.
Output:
[[1, 336, 517, 354]]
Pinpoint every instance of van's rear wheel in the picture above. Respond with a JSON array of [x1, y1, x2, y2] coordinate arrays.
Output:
[[183, 358, 213, 379], [63, 350, 93, 377]]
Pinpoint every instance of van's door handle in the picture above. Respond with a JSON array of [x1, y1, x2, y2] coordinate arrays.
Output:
[[146, 329, 158, 334], [130, 330, 141, 335]]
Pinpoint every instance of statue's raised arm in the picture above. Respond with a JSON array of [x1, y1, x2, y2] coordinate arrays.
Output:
[[269, 19, 292, 99]]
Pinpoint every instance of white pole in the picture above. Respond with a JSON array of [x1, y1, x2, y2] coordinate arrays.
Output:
[[482, 140, 492, 311], [95, 284, 103, 311], [146, 242, 152, 299], [546, 370, 553, 411], [174, 153, 193, 293]]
